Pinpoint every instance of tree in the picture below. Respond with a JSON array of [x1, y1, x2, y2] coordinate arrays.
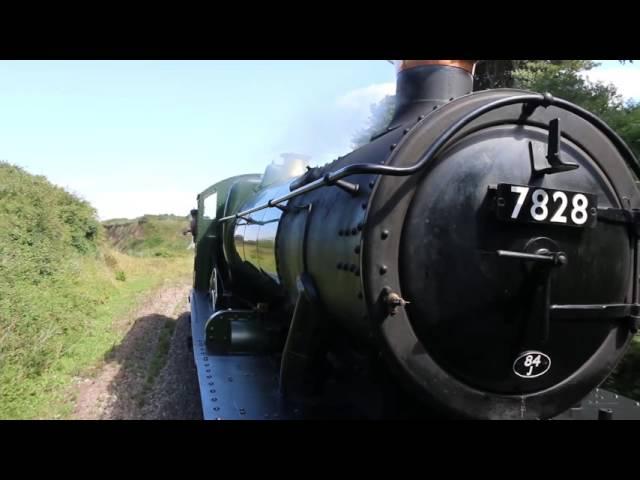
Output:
[[352, 60, 640, 158], [511, 61, 639, 157]]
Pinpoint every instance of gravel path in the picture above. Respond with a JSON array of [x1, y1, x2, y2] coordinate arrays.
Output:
[[139, 310, 203, 420], [72, 280, 202, 420]]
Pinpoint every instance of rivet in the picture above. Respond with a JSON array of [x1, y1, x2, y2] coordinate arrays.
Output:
[[338, 229, 344, 236], [362, 203, 367, 210], [357, 222, 363, 231], [432, 105, 438, 110], [354, 245, 361, 254], [337, 262, 343, 269], [449, 97, 454, 101], [390, 144, 397, 151], [403, 128, 410, 135], [369, 180, 375, 188], [417, 115, 425, 121], [381, 229, 389, 240], [379, 265, 388, 275], [351, 228, 357, 235]]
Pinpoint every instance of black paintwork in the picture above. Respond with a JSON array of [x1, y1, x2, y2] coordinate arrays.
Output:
[[191, 290, 640, 420], [190, 78, 640, 418], [359, 89, 639, 419]]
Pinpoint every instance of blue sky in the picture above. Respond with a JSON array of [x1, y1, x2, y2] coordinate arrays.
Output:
[[0, 60, 638, 220]]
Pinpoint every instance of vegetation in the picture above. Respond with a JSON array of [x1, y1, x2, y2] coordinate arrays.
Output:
[[604, 337, 640, 400], [0, 162, 192, 419], [353, 60, 640, 159], [103, 214, 192, 258]]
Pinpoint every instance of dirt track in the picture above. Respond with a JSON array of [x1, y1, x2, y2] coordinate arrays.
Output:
[[72, 281, 202, 420]]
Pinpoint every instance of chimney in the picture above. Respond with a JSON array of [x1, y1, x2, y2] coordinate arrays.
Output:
[[390, 60, 477, 124]]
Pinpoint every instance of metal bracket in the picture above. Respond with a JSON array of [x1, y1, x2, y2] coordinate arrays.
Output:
[[550, 303, 640, 333], [498, 247, 640, 335], [597, 207, 640, 236], [497, 249, 567, 266], [381, 288, 410, 316], [496, 243, 567, 343], [205, 309, 281, 354], [279, 272, 328, 401], [529, 118, 579, 177]]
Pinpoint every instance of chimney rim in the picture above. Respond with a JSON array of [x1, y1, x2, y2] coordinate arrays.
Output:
[[394, 60, 477, 75]]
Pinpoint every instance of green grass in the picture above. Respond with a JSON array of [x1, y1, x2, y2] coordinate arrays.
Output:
[[603, 336, 640, 401], [139, 317, 176, 407], [103, 214, 192, 258], [0, 162, 193, 419], [0, 245, 191, 419], [137, 277, 191, 409]]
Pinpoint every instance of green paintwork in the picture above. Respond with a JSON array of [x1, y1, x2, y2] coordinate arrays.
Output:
[[193, 174, 261, 291]]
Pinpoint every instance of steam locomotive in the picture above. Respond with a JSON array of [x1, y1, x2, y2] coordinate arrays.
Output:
[[189, 60, 640, 420]]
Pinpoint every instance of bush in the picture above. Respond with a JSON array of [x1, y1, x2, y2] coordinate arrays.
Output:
[[104, 253, 119, 270], [115, 270, 127, 282]]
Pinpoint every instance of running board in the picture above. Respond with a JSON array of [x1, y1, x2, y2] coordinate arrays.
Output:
[[190, 289, 298, 420], [190, 289, 640, 420]]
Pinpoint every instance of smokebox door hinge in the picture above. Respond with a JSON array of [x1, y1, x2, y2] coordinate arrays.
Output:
[[597, 207, 640, 236]]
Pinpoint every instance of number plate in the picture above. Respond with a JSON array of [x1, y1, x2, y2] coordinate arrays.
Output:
[[495, 183, 597, 228]]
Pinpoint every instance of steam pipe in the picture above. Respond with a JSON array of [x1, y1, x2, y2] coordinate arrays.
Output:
[[218, 93, 640, 223]]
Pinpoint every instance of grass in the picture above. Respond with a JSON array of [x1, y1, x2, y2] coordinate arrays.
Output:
[[139, 318, 177, 406], [0, 249, 191, 419], [603, 336, 640, 401], [0, 161, 193, 419], [103, 214, 192, 258], [136, 273, 192, 409]]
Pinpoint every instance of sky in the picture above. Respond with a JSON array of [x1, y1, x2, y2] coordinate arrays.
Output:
[[0, 60, 638, 221]]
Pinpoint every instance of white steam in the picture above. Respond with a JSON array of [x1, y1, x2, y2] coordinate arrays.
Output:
[[269, 82, 396, 167]]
